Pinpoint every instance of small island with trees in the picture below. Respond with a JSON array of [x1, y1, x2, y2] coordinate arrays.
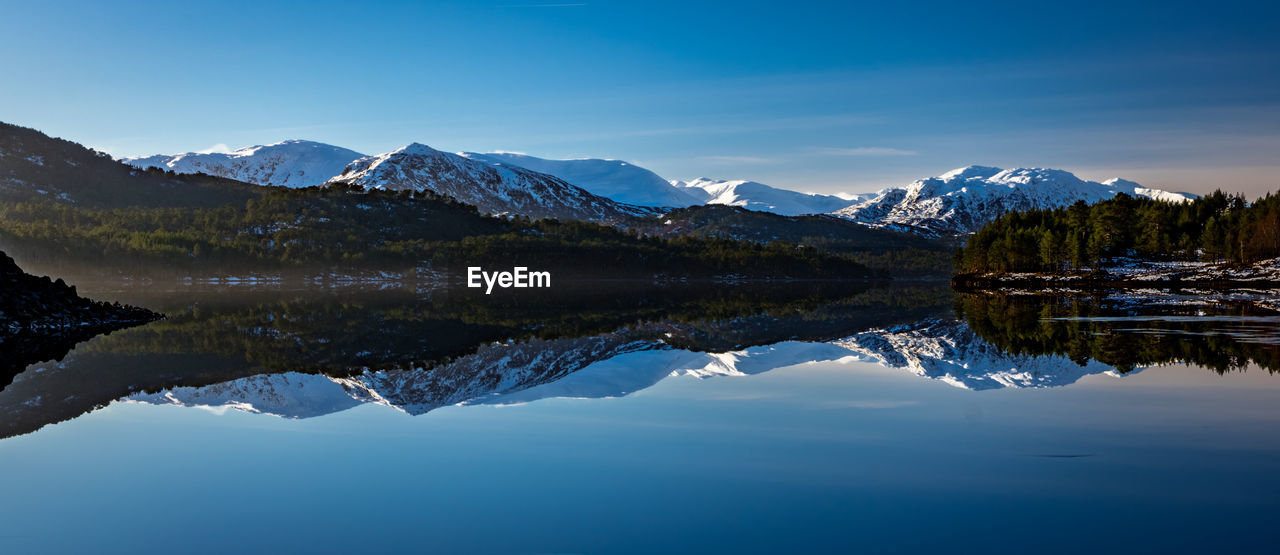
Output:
[[952, 190, 1280, 289]]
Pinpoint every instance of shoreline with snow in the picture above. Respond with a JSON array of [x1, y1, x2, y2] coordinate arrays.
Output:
[[952, 257, 1280, 290]]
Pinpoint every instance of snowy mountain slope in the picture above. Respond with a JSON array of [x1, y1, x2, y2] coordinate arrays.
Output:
[[675, 178, 865, 216], [122, 140, 365, 188], [1103, 178, 1193, 203], [461, 152, 702, 208], [831, 166, 1197, 236], [115, 135, 1195, 231], [326, 143, 659, 222]]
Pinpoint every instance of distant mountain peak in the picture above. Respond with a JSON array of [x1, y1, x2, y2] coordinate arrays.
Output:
[[673, 177, 861, 216], [460, 152, 702, 208], [394, 142, 442, 155], [937, 165, 1002, 181], [329, 145, 658, 222], [114, 134, 1200, 230], [122, 140, 365, 189], [1102, 177, 1140, 187]]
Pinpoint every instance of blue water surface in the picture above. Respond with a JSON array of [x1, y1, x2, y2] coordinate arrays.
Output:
[[1, 357, 1277, 554]]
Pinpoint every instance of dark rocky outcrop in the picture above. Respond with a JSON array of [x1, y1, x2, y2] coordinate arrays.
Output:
[[0, 250, 161, 386]]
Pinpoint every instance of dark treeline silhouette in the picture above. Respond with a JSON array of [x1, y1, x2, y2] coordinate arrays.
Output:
[[956, 292, 1280, 373], [954, 191, 1280, 274]]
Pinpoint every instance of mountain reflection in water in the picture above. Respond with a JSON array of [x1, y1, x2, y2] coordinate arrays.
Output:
[[2, 284, 1278, 439]]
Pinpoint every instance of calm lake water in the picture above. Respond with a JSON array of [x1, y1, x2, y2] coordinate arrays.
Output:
[[1, 283, 1278, 554]]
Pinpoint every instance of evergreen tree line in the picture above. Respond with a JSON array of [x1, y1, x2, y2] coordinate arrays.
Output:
[[954, 190, 1280, 274]]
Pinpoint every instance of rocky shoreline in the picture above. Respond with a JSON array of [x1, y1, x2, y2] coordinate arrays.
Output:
[[1, 250, 161, 340], [2, 250, 163, 387], [952, 257, 1280, 290]]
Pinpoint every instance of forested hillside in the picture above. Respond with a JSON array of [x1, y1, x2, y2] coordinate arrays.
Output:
[[0, 122, 260, 208], [954, 191, 1280, 274], [643, 204, 954, 275], [0, 121, 919, 279], [0, 186, 873, 279]]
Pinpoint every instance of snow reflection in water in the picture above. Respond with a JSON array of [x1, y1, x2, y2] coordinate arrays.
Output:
[[3, 286, 1276, 435]]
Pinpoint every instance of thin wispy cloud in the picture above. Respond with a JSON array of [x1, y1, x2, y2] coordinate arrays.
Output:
[[197, 143, 233, 154], [815, 146, 918, 157]]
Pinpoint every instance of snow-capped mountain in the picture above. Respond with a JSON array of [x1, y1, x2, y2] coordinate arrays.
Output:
[[326, 143, 658, 222], [1101, 178, 1192, 203], [122, 140, 365, 189], [676, 178, 865, 216], [461, 152, 702, 208], [457, 153, 867, 215], [831, 166, 1197, 236], [116, 135, 1196, 231]]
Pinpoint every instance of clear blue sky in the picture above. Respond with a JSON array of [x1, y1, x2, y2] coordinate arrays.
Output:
[[2, 0, 1277, 196]]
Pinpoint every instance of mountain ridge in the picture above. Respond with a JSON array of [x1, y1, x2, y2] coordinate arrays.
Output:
[[0, 121, 261, 208], [675, 177, 865, 216], [461, 152, 702, 208], [123, 140, 366, 189], [831, 165, 1198, 236], [326, 143, 660, 222], [110, 134, 1199, 235]]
